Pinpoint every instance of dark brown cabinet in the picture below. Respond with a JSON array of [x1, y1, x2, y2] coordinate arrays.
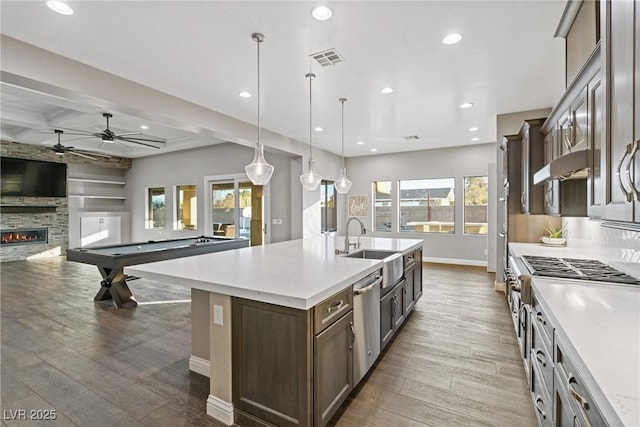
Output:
[[520, 119, 546, 214], [413, 247, 423, 301], [602, 0, 640, 222], [380, 279, 406, 350], [232, 287, 355, 427], [403, 252, 416, 314], [313, 311, 354, 427]]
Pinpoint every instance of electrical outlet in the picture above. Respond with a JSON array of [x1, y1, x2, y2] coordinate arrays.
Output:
[[213, 305, 223, 326], [272, 218, 283, 225]]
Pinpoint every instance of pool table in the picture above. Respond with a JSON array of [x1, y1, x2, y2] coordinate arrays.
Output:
[[66, 236, 249, 308]]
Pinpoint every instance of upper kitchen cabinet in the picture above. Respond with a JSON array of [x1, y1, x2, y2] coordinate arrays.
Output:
[[602, 0, 640, 223], [520, 119, 546, 214], [556, 0, 600, 88]]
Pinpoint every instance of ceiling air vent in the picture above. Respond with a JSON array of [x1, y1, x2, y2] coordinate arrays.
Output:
[[310, 49, 345, 67], [403, 135, 420, 141]]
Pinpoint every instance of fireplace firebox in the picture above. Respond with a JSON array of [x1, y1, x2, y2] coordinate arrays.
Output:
[[1, 228, 49, 246]]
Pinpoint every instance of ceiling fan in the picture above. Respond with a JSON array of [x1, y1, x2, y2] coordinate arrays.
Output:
[[57, 112, 165, 150], [48, 129, 112, 160]]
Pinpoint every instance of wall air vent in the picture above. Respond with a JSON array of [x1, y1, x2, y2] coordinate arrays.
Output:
[[403, 135, 420, 141], [310, 49, 345, 67]]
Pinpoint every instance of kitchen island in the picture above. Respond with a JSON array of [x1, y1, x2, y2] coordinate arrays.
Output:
[[126, 236, 423, 426]]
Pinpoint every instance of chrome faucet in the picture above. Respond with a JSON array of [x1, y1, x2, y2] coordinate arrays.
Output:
[[343, 217, 366, 254]]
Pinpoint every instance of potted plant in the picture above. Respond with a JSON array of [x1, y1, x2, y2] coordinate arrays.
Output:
[[540, 223, 567, 246]]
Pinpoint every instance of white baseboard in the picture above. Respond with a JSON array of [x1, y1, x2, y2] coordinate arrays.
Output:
[[207, 394, 234, 426], [422, 257, 488, 267], [494, 281, 506, 293], [189, 355, 210, 378]]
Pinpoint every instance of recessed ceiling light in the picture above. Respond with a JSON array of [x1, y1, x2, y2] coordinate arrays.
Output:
[[370, 148, 378, 152], [311, 6, 332, 21], [471, 137, 480, 142], [442, 33, 462, 45], [459, 102, 474, 109], [140, 125, 149, 130], [314, 127, 323, 132], [46, 1, 73, 15], [238, 91, 252, 98], [356, 141, 364, 145], [380, 87, 394, 94], [469, 127, 479, 132]]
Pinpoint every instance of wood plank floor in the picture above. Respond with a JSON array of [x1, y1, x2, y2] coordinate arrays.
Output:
[[1, 258, 535, 426]]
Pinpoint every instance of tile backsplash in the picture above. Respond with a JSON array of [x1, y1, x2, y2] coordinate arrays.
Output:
[[563, 217, 640, 279]]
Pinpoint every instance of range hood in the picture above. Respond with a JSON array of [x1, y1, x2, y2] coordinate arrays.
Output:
[[533, 149, 589, 185]]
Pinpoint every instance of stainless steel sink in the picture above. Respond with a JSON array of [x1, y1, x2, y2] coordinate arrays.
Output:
[[343, 249, 398, 260], [343, 249, 404, 290]]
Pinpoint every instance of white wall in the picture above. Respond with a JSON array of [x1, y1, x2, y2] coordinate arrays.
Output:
[[342, 143, 496, 265], [124, 143, 297, 243]]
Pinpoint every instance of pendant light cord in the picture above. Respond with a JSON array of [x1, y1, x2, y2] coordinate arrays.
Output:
[[307, 73, 314, 161], [340, 98, 346, 168], [257, 35, 261, 147]]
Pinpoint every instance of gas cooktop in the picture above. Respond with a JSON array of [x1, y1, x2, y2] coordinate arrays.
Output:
[[522, 255, 640, 285]]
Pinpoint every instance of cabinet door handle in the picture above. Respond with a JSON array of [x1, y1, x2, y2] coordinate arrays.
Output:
[[534, 349, 546, 367], [521, 191, 526, 208], [617, 143, 634, 202], [349, 321, 356, 348], [327, 300, 344, 313], [626, 139, 640, 201], [534, 396, 547, 420]]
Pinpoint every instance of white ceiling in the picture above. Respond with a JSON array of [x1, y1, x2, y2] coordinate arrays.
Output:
[[0, 1, 566, 159]]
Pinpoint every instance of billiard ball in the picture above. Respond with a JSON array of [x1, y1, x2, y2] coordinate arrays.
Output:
[[137, 245, 142, 250]]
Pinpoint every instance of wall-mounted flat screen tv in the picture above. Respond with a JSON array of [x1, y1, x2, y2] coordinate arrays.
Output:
[[1, 157, 67, 197]]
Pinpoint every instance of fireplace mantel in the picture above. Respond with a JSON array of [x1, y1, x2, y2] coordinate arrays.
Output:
[[0, 205, 58, 214]]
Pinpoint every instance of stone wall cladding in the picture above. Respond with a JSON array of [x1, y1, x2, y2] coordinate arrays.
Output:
[[1, 140, 130, 262]]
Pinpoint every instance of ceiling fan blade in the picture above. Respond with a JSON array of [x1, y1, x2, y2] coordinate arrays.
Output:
[[115, 140, 137, 151], [73, 149, 112, 158], [117, 138, 162, 149], [118, 136, 165, 143], [49, 126, 95, 135], [116, 132, 143, 137], [69, 151, 98, 161]]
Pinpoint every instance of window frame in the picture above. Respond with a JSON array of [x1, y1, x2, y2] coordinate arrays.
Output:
[[146, 186, 166, 229], [398, 177, 456, 234], [320, 180, 337, 233], [373, 180, 393, 232], [463, 175, 488, 236]]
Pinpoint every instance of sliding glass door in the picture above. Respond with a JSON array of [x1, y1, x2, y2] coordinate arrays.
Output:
[[209, 178, 264, 246]]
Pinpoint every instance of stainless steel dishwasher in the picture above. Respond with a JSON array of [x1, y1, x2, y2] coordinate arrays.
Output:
[[352, 269, 382, 384]]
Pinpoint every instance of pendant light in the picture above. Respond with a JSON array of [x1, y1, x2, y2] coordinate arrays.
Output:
[[334, 98, 352, 194], [300, 72, 322, 191], [244, 32, 274, 186]]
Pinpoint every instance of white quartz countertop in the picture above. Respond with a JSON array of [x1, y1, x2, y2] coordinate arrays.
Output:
[[126, 236, 422, 310], [532, 277, 640, 426]]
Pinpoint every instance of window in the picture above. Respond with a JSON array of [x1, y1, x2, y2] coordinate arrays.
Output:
[[464, 176, 488, 235], [373, 181, 392, 232], [176, 184, 197, 230], [399, 178, 455, 233], [147, 187, 165, 229], [320, 180, 336, 232]]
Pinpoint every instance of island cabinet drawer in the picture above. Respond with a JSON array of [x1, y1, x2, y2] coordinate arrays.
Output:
[[555, 337, 606, 427], [531, 289, 553, 350], [403, 252, 416, 268], [530, 317, 553, 399], [530, 358, 554, 427], [314, 287, 353, 335]]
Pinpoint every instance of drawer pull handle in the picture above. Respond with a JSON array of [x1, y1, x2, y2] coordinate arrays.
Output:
[[617, 143, 634, 202], [627, 139, 640, 200], [535, 349, 546, 367], [536, 312, 546, 325], [568, 374, 590, 410], [327, 300, 344, 313], [568, 373, 593, 427], [534, 396, 547, 420]]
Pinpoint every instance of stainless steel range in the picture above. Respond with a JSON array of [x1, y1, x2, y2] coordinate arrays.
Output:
[[521, 255, 640, 285]]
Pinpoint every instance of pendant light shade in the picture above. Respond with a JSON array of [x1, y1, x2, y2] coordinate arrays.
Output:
[[245, 32, 274, 186], [334, 98, 352, 194], [300, 72, 322, 191]]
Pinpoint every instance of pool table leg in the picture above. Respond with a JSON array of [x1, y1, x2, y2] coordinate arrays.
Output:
[[95, 267, 138, 308]]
